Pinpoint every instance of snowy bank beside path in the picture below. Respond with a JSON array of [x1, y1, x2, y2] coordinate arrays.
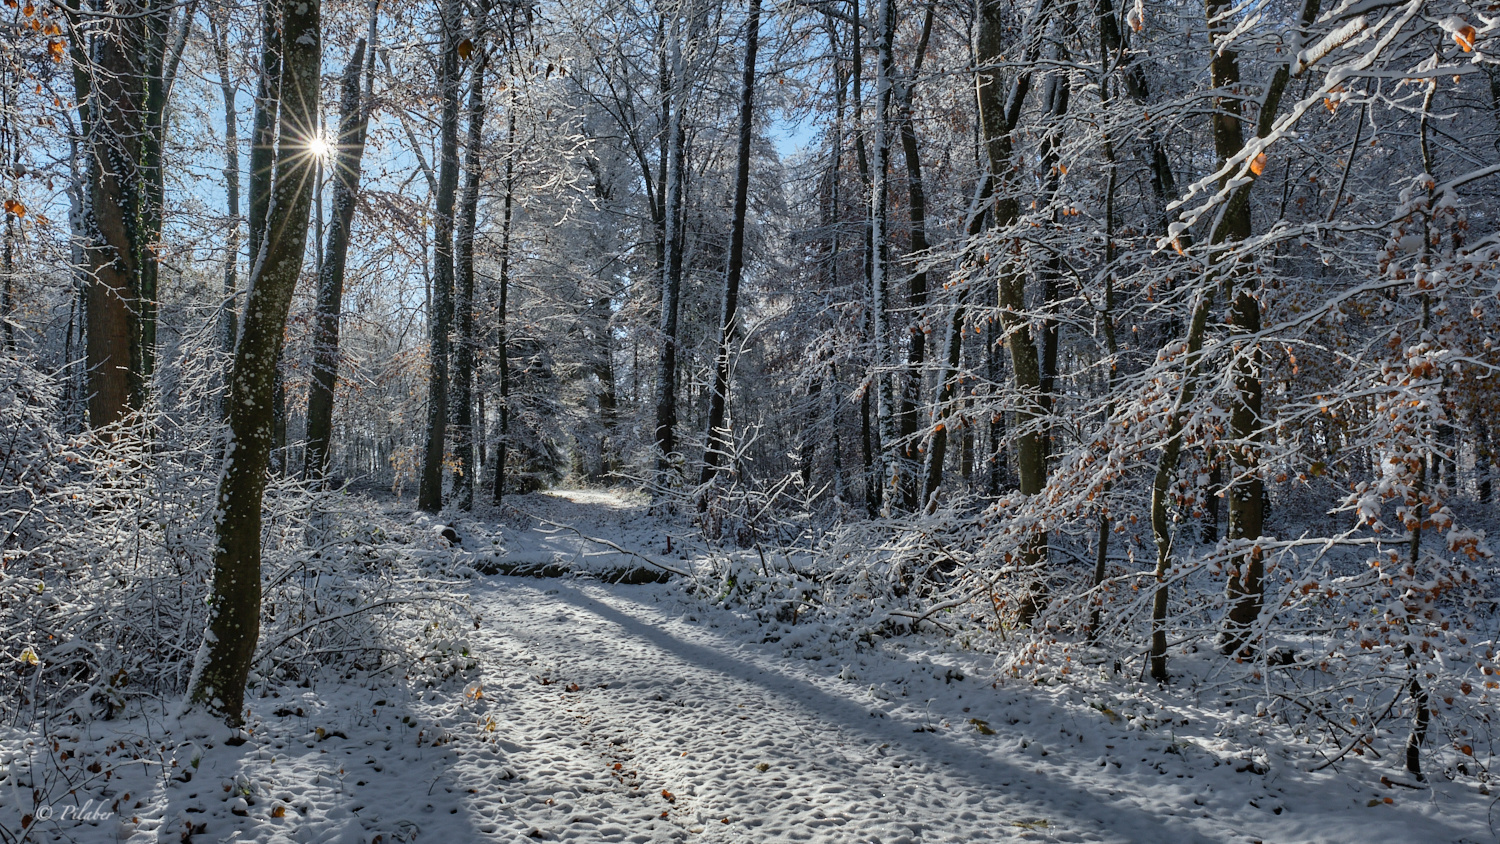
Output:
[[3, 490, 1494, 843]]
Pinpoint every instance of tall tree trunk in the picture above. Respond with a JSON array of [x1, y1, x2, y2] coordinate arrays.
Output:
[[976, 0, 1051, 618], [1211, 13, 1264, 656], [822, 12, 846, 504], [848, 0, 879, 518], [1036, 54, 1069, 426], [61, 0, 92, 416], [418, 0, 465, 513], [924, 174, 991, 510], [492, 105, 517, 505], [895, 3, 935, 513], [1148, 0, 1318, 677], [305, 37, 374, 481], [191, 0, 320, 726], [136, 1, 191, 399], [1089, 68, 1122, 638], [247, 2, 280, 284], [207, 9, 241, 408], [84, 0, 150, 428], [1217, 0, 1322, 656], [1, 78, 14, 352], [699, 0, 762, 495], [868, 0, 899, 514], [654, 5, 692, 479], [452, 17, 489, 510]]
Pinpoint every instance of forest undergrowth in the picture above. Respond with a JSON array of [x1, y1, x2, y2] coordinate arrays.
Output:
[[681, 462, 1500, 797], [0, 352, 476, 835]]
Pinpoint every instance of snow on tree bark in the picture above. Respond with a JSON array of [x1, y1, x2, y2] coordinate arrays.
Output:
[[191, 0, 321, 726], [699, 0, 762, 496], [419, 0, 465, 513], [305, 37, 373, 482]]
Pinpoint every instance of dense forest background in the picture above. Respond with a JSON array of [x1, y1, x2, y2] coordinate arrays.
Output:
[[2, 0, 1500, 786]]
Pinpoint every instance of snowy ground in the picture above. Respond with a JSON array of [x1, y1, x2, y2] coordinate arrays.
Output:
[[3, 490, 1496, 843]]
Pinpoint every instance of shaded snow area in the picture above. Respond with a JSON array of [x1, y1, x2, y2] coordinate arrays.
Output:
[[3, 491, 1496, 843]]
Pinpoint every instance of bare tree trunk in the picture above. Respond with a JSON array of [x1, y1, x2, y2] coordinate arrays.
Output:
[[1087, 83, 1124, 639], [60, 0, 93, 417], [492, 105, 516, 505], [191, 0, 320, 726], [1218, 0, 1322, 656], [136, 1, 192, 398], [418, 0, 465, 513], [1478, 417, 1493, 503], [654, 4, 692, 481], [895, 3, 935, 513], [1036, 50, 1069, 436], [847, 0, 880, 518], [821, 12, 846, 504], [1149, 0, 1318, 678], [924, 174, 991, 510], [305, 37, 373, 481], [84, 0, 150, 428], [452, 16, 488, 510], [207, 9, 241, 406], [699, 0, 762, 496], [868, 0, 899, 514], [976, 0, 1051, 619], [247, 2, 280, 285], [1, 77, 14, 352], [985, 317, 1006, 497]]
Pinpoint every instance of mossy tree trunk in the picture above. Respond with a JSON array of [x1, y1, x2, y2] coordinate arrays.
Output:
[[191, 0, 320, 726]]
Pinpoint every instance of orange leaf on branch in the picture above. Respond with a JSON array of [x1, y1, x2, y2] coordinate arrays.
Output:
[[1455, 24, 1477, 51]]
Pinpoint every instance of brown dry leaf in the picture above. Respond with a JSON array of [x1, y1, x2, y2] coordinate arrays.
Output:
[[1455, 24, 1477, 51], [4, 199, 25, 218], [661, 790, 676, 803], [1249, 152, 1267, 176], [458, 38, 474, 60], [271, 805, 287, 818]]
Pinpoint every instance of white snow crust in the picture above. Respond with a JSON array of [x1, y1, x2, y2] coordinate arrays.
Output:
[[2, 490, 1493, 843]]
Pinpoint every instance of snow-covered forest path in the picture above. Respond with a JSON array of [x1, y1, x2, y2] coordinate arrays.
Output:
[[405, 491, 1488, 844], [7, 491, 1492, 844]]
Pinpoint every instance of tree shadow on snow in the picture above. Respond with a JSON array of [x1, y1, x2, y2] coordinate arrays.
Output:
[[538, 581, 1477, 844]]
